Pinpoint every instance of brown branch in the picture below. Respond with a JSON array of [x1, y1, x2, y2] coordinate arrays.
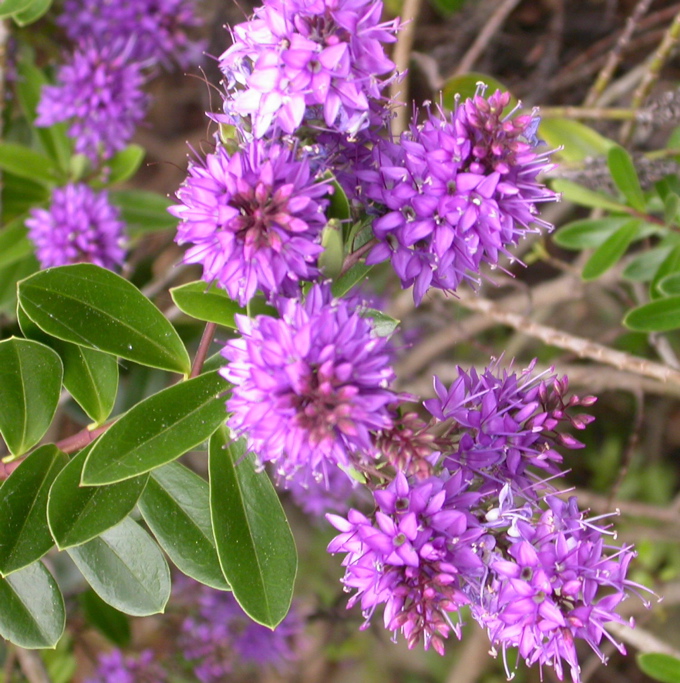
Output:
[[340, 237, 378, 276]]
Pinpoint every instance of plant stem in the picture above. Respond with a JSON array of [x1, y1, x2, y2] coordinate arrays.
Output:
[[340, 238, 377, 276], [55, 422, 112, 455], [190, 322, 217, 378]]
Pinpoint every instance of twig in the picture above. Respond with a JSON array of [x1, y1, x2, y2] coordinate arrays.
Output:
[[446, 0, 522, 79], [340, 238, 377, 276], [584, 0, 654, 106], [620, 9, 680, 144], [55, 422, 112, 455], [189, 321, 217, 378], [389, 0, 423, 136], [14, 649, 52, 683]]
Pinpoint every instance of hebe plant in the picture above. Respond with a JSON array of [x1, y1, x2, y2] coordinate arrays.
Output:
[[0, 0, 672, 681]]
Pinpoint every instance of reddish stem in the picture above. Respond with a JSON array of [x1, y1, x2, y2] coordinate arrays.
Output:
[[190, 321, 217, 378]]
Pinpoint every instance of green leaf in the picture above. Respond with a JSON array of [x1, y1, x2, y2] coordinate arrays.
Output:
[[539, 118, 615, 163], [102, 145, 145, 186], [361, 308, 400, 337], [82, 371, 229, 485], [442, 73, 514, 110], [623, 245, 675, 282], [0, 254, 39, 316], [209, 432, 297, 628], [17, 304, 119, 425], [11, 0, 52, 25], [551, 179, 629, 212], [0, 216, 33, 269], [170, 280, 243, 327], [47, 445, 148, 549], [319, 219, 344, 279], [553, 217, 634, 250], [18, 264, 191, 375], [607, 145, 646, 211], [139, 462, 229, 590], [80, 589, 131, 647], [0, 0, 33, 18], [328, 179, 351, 222], [0, 561, 65, 648], [0, 445, 68, 575], [428, 0, 466, 17], [651, 245, 680, 300], [67, 518, 171, 616], [332, 262, 373, 298], [0, 143, 59, 185], [581, 219, 640, 281], [2, 172, 50, 221], [0, 337, 63, 456], [624, 296, 680, 332], [658, 272, 680, 296], [109, 190, 176, 236], [664, 193, 680, 227], [638, 653, 680, 683]]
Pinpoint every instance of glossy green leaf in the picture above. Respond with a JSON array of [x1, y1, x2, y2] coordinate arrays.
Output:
[[0, 216, 33, 269], [48, 446, 148, 549], [0, 0, 33, 18], [139, 462, 229, 590], [624, 296, 680, 332], [442, 73, 514, 109], [109, 190, 176, 236], [0, 143, 58, 185], [0, 561, 65, 648], [82, 371, 229, 485], [552, 179, 628, 212], [607, 145, 646, 211], [0, 445, 68, 575], [17, 304, 119, 425], [651, 245, 680, 300], [11, 0, 52, 25], [209, 432, 296, 628], [0, 337, 63, 455], [80, 589, 131, 647], [170, 280, 242, 327], [18, 264, 191, 374], [638, 653, 680, 683], [67, 518, 171, 616], [103, 145, 145, 186], [658, 273, 680, 296], [332, 262, 373, 298], [553, 217, 634, 250], [581, 220, 640, 281], [539, 119, 615, 162]]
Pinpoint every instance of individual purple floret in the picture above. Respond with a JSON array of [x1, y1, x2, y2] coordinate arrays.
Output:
[[221, 284, 397, 481], [360, 87, 558, 303], [25, 183, 126, 270], [58, 0, 204, 69], [424, 359, 596, 497], [36, 39, 149, 163], [327, 470, 484, 654], [219, 0, 399, 137], [179, 584, 303, 682], [85, 649, 167, 683], [170, 138, 332, 305]]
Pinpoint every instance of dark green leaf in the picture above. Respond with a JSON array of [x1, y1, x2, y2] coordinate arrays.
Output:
[[328, 179, 351, 222], [582, 219, 640, 281], [170, 280, 242, 327], [109, 190, 176, 236], [637, 653, 680, 683], [551, 179, 629, 212], [0, 337, 62, 455], [80, 590, 131, 647], [47, 445, 148, 549], [82, 371, 229, 485], [553, 217, 635, 250], [139, 462, 229, 590], [0, 445, 67, 575], [2, 172, 50, 221], [0, 0, 33, 18], [0, 561, 65, 648], [332, 262, 373, 298], [442, 73, 514, 110], [607, 145, 646, 211], [651, 245, 680, 300], [658, 273, 680, 296], [67, 518, 171, 616], [209, 432, 296, 628], [102, 145, 145, 186], [625, 296, 680, 332], [18, 264, 191, 375], [540, 119, 615, 163], [0, 216, 33, 269], [0, 143, 58, 185], [11, 0, 51, 24]]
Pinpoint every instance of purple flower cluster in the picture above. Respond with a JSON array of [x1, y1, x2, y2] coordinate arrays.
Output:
[[85, 649, 167, 683], [36, 40, 149, 163], [170, 138, 331, 305], [360, 89, 558, 303], [179, 584, 303, 682], [221, 284, 397, 482], [219, 0, 399, 137], [25, 183, 126, 270], [58, 0, 204, 69]]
